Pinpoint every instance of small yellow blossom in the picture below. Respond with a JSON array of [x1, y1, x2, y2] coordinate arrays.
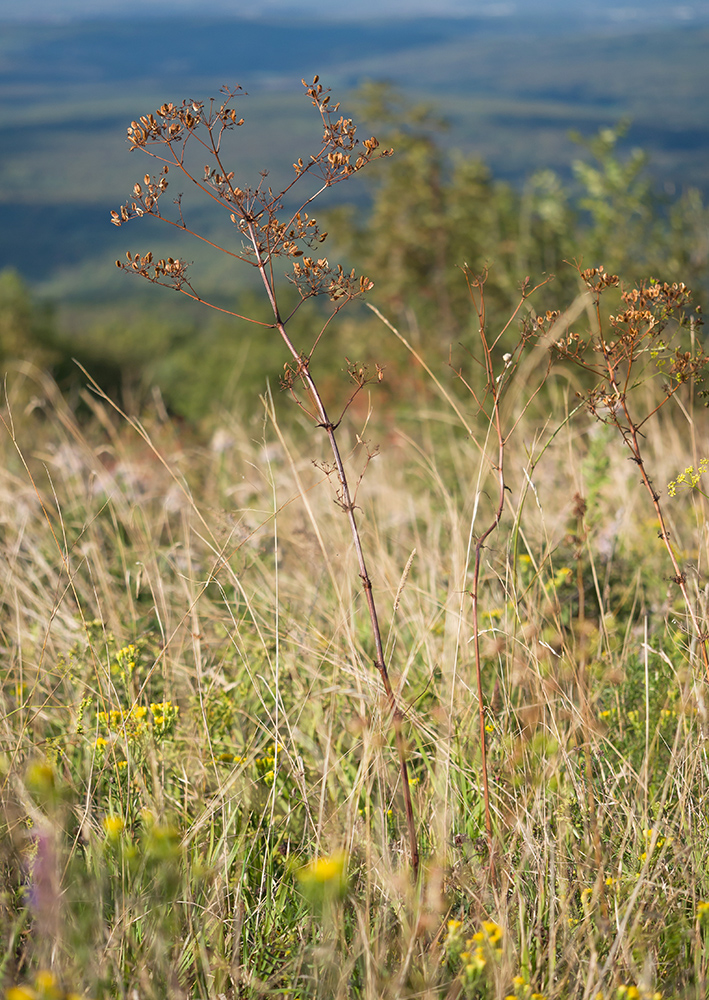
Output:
[[469, 947, 486, 970], [34, 972, 59, 997], [513, 975, 527, 987], [447, 919, 463, 933], [298, 851, 347, 886], [25, 761, 55, 794], [104, 815, 125, 839], [697, 900, 709, 916], [297, 850, 348, 902], [668, 458, 708, 497], [482, 919, 503, 943], [7, 987, 37, 1000]]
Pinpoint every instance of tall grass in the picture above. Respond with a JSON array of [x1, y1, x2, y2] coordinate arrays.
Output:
[[3, 77, 709, 1000], [2, 298, 709, 999]]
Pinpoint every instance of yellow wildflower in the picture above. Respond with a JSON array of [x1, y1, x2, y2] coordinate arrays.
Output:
[[103, 814, 125, 839], [299, 851, 347, 886], [6, 987, 37, 1000], [482, 919, 503, 943], [469, 947, 486, 970], [33, 972, 59, 998]]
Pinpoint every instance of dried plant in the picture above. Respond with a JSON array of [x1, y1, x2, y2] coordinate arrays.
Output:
[[452, 269, 554, 876], [110, 77, 419, 876], [554, 267, 709, 682]]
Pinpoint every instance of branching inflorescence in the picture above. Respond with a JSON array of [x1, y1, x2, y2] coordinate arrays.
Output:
[[111, 78, 420, 877], [555, 267, 709, 676]]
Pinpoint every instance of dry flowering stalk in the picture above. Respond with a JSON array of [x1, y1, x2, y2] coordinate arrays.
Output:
[[554, 266, 709, 677], [111, 78, 419, 877]]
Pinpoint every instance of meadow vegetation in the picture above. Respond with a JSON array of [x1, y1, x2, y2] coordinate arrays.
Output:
[[2, 78, 709, 1000]]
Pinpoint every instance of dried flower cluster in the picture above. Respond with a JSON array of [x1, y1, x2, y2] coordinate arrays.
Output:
[[112, 79, 388, 304], [550, 263, 709, 680], [112, 77, 420, 876], [554, 274, 704, 406], [116, 251, 190, 290]]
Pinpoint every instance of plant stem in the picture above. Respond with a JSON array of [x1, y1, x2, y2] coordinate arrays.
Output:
[[252, 230, 420, 878]]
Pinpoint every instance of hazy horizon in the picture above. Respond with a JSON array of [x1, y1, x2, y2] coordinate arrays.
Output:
[[2, 0, 709, 24]]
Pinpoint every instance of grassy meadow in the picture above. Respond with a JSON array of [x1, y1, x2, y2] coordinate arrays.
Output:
[[3, 267, 709, 999], [3, 61, 709, 1000]]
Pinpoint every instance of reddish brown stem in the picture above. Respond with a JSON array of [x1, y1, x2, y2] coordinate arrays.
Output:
[[250, 223, 420, 879]]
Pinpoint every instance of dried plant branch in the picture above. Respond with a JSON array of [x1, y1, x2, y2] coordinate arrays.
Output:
[[111, 78, 418, 877], [555, 266, 709, 679]]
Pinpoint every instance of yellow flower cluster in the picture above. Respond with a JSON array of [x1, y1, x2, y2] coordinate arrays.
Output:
[[667, 458, 708, 497], [6, 970, 92, 1000], [506, 973, 545, 1000], [617, 986, 662, 1000], [112, 643, 137, 683], [296, 850, 348, 903], [96, 701, 179, 741], [447, 918, 504, 981], [97, 705, 148, 734], [103, 814, 125, 839], [298, 850, 346, 886]]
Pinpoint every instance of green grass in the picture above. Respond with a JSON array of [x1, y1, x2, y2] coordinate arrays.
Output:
[[3, 276, 709, 998]]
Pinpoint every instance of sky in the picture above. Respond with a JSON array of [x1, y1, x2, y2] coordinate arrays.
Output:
[[2, 0, 709, 21]]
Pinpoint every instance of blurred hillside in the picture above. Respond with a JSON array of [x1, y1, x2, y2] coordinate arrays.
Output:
[[1, 15, 709, 299], [0, 12, 708, 421]]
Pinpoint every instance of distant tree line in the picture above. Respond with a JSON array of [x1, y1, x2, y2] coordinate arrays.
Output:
[[2, 84, 707, 422]]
